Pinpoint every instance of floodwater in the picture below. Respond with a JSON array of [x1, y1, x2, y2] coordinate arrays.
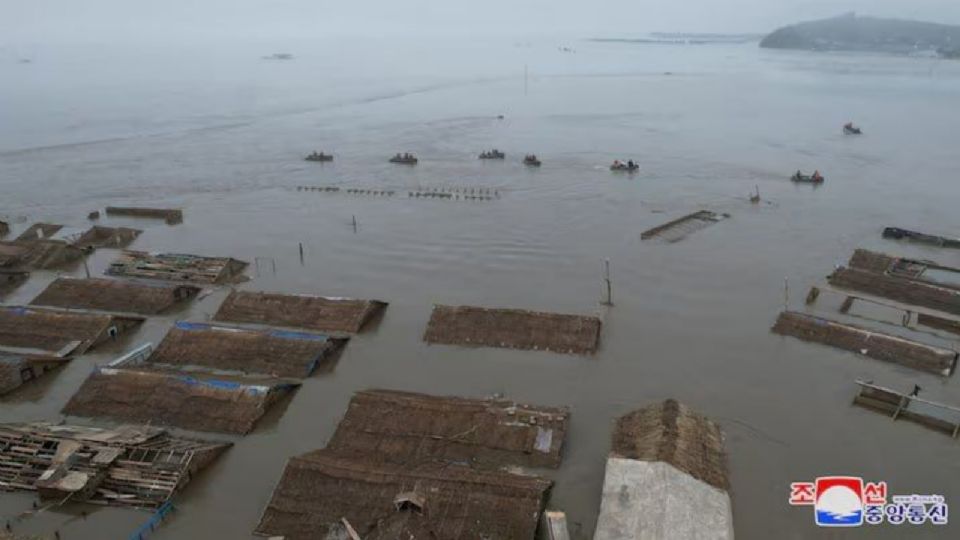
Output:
[[2, 37, 960, 539]]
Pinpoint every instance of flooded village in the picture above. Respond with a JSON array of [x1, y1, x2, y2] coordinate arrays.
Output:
[[4, 17, 960, 539]]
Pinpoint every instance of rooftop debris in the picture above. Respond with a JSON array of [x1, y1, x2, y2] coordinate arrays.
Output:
[[883, 227, 960, 249], [30, 277, 200, 315], [326, 389, 570, 469], [62, 366, 299, 434], [107, 250, 248, 284], [0, 269, 29, 297], [143, 321, 343, 378], [640, 210, 728, 242], [213, 290, 387, 334], [854, 380, 960, 438], [543, 511, 571, 540], [0, 422, 229, 509], [828, 267, 960, 316], [253, 449, 551, 540], [0, 306, 144, 357], [73, 226, 141, 249], [772, 311, 958, 376], [0, 240, 85, 270], [104, 207, 183, 225], [0, 354, 66, 396], [15, 223, 64, 242], [423, 304, 602, 355], [594, 400, 733, 540]]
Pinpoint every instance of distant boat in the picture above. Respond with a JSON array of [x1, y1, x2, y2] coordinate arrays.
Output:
[[305, 152, 333, 162], [843, 123, 862, 135], [390, 153, 418, 165], [523, 155, 542, 167], [479, 150, 505, 160], [262, 53, 294, 60], [610, 161, 640, 172], [791, 172, 825, 184]]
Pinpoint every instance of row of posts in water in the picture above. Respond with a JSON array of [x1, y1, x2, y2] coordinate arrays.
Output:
[[296, 185, 500, 201]]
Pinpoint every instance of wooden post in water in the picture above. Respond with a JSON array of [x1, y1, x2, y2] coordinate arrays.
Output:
[[784, 277, 789, 310], [299, 243, 304, 265], [82, 258, 91, 279], [352, 215, 358, 233], [601, 259, 613, 306]]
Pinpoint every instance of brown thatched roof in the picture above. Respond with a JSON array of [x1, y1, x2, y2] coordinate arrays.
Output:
[[0, 306, 144, 356], [30, 277, 199, 315], [73, 226, 142, 249], [423, 304, 601, 355], [0, 422, 229, 509], [104, 207, 183, 224], [214, 290, 387, 334], [829, 267, 960, 315], [147, 322, 343, 378], [327, 389, 569, 469], [611, 399, 728, 491], [62, 366, 299, 434], [0, 240, 85, 270], [772, 310, 957, 376], [254, 449, 551, 540], [15, 223, 63, 242], [107, 250, 248, 284]]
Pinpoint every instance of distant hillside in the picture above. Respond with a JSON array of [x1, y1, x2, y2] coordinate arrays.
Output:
[[760, 13, 960, 57]]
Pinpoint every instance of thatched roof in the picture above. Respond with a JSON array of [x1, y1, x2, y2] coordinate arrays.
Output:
[[0, 306, 144, 356], [30, 277, 199, 315], [107, 250, 248, 284], [147, 321, 343, 378], [254, 449, 551, 540], [105, 207, 183, 224], [62, 366, 299, 434], [0, 240, 84, 270], [829, 266, 960, 316], [73, 226, 141, 249], [327, 389, 569, 469], [0, 354, 66, 396], [214, 290, 387, 334], [423, 304, 602, 355], [0, 422, 229, 509], [773, 310, 958, 376], [15, 223, 63, 242], [611, 399, 728, 491], [848, 248, 897, 274]]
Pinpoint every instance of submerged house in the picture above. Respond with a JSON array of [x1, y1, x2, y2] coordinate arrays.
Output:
[[145, 321, 344, 378], [0, 269, 29, 298], [30, 277, 200, 315], [0, 354, 66, 395], [255, 389, 566, 539], [107, 250, 248, 284], [0, 240, 85, 271], [0, 422, 229, 509], [214, 290, 388, 334], [423, 304, 602, 355], [104, 207, 183, 225], [62, 366, 299, 435], [72, 226, 142, 249], [594, 400, 734, 540], [0, 306, 144, 357]]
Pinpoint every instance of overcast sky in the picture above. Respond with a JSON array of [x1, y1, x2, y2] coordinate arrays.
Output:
[[5, 0, 960, 43]]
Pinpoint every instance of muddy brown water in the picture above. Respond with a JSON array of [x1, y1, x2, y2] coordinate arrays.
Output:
[[2, 39, 960, 538]]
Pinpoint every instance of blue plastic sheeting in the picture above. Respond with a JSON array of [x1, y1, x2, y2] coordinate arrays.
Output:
[[269, 329, 329, 341], [3, 306, 29, 316], [175, 375, 267, 395], [174, 321, 211, 331]]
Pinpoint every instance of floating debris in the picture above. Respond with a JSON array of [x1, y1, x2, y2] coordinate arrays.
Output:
[[640, 210, 728, 242], [107, 251, 248, 284], [883, 227, 960, 249], [594, 400, 733, 540], [214, 290, 387, 334], [296, 186, 496, 201], [771, 310, 958, 376], [423, 305, 602, 355], [30, 277, 199, 315], [104, 207, 183, 225], [0, 422, 229, 509], [853, 380, 960, 438]]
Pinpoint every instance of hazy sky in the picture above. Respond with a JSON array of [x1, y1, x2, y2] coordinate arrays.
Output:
[[5, 0, 960, 42]]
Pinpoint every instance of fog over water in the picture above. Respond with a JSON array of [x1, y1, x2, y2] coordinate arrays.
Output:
[[2, 2, 960, 540]]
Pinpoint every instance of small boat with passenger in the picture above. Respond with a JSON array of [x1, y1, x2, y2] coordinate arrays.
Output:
[[389, 153, 418, 165], [479, 149, 506, 160], [523, 154, 542, 167], [305, 151, 333, 162]]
